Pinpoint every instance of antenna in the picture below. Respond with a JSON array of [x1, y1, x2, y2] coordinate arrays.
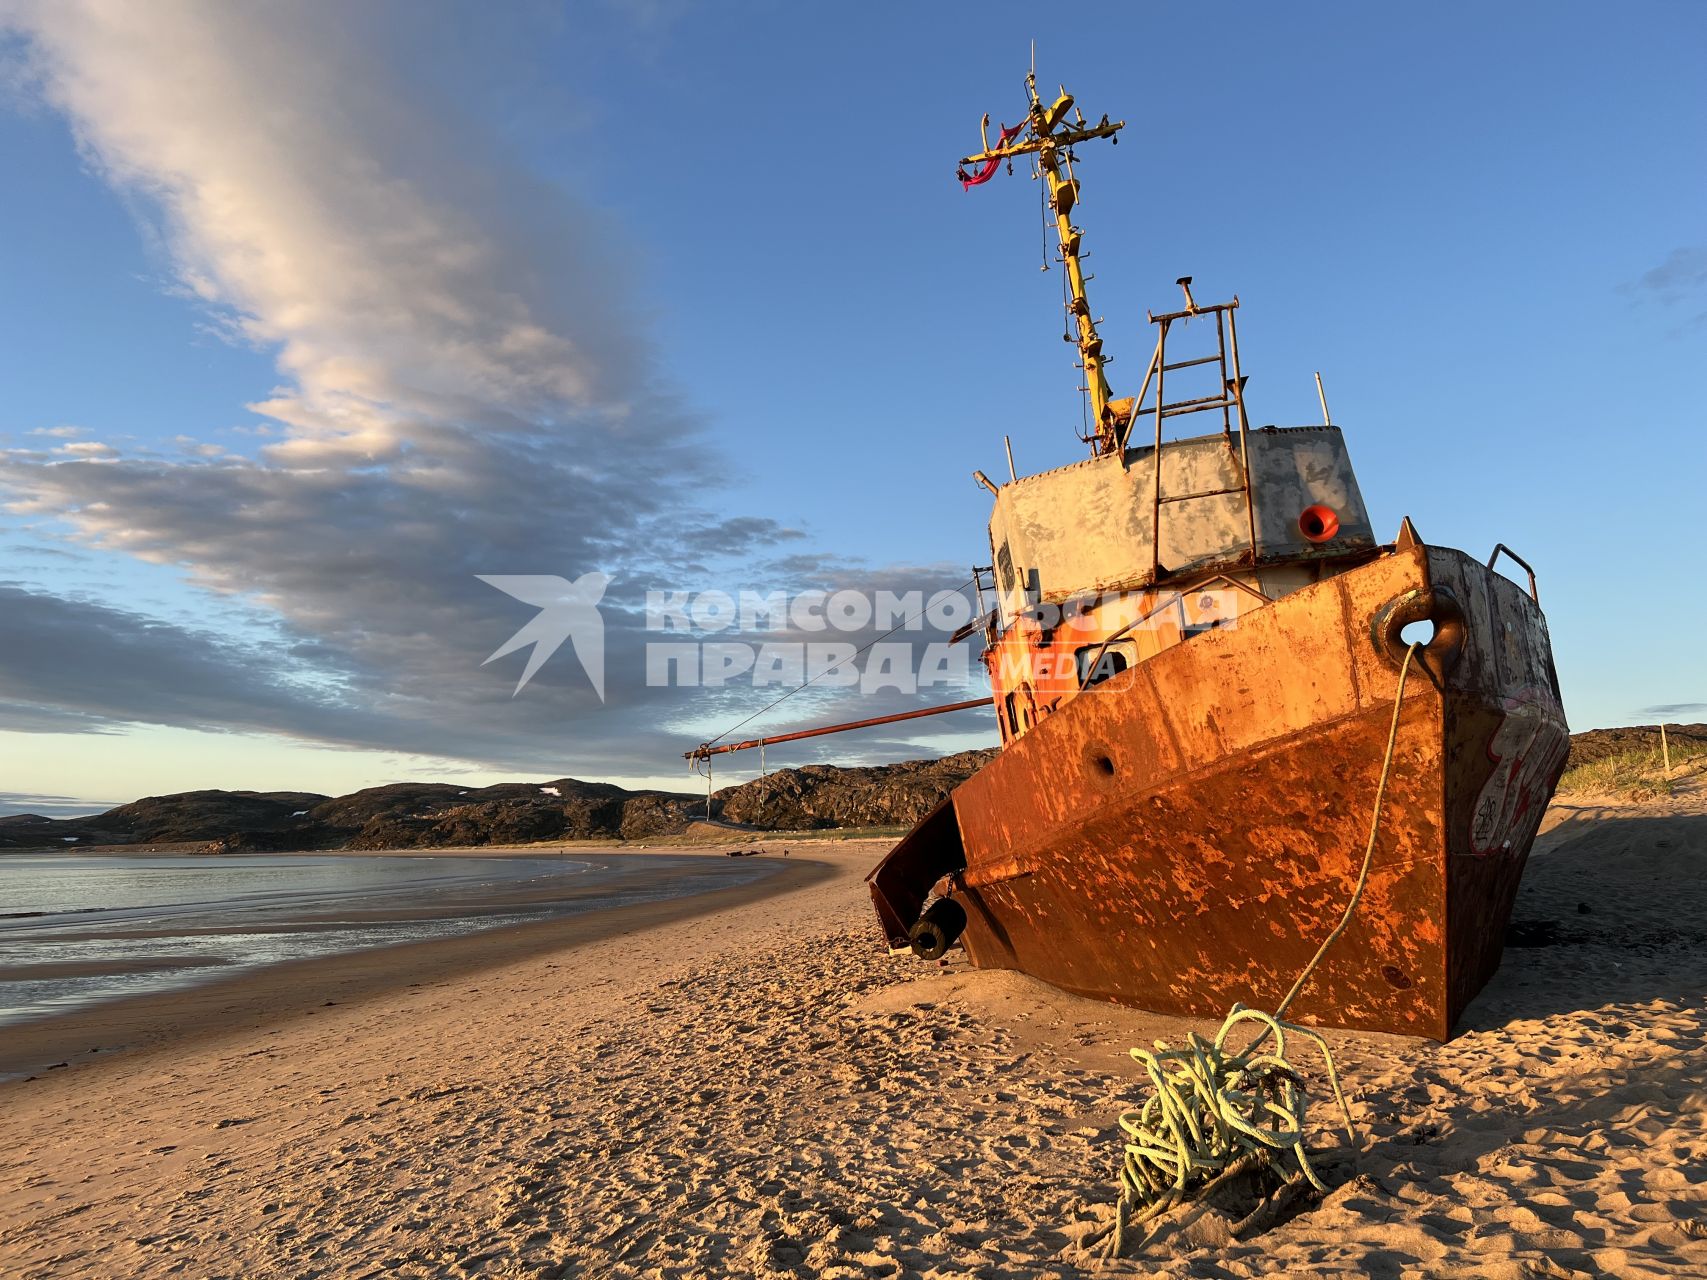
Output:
[[957, 68, 1127, 456]]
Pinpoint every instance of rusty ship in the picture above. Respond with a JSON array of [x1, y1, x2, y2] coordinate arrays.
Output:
[[861, 71, 1571, 1042], [690, 70, 1569, 1040]]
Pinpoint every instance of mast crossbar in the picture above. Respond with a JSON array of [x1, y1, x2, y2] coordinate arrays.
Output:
[[957, 70, 1127, 457]]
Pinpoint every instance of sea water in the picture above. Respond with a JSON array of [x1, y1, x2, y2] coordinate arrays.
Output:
[[0, 851, 739, 1025]]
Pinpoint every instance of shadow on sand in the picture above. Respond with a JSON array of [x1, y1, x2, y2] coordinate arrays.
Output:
[[1460, 801, 1707, 1030]]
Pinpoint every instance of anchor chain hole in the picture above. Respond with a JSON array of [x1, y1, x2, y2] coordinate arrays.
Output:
[[1399, 619, 1436, 647]]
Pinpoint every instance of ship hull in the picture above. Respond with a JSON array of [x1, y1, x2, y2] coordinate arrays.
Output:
[[868, 543, 1568, 1040]]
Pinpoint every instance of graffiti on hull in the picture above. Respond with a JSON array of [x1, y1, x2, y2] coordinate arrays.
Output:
[[1469, 689, 1571, 858]]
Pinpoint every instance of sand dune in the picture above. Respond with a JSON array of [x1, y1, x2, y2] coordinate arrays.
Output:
[[1, 785, 1704, 1278]]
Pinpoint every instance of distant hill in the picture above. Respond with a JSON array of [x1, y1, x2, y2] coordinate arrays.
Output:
[[0, 750, 998, 852], [6, 724, 1678, 854]]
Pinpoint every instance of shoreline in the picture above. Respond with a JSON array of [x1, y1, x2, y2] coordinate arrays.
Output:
[[0, 847, 828, 1082], [2, 803, 1704, 1278], [0, 826, 907, 858]]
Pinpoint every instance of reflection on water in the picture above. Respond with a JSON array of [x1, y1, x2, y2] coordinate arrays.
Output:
[[0, 852, 728, 1025], [1, 851, 579, 919]]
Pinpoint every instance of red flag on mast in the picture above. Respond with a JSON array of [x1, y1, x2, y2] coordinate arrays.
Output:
[[957, 122, 1026, 191]]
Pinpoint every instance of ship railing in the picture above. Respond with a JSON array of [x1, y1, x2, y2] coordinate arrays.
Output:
[[1487, 543, 1540, 604]]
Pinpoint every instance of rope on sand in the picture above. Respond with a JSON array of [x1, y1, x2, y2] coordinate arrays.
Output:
[[1110, 1004, 1353, 1250], [1109, 642, 1420, 1255]]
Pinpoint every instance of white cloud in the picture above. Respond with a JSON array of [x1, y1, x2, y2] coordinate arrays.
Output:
[[0, 1, 815, 776], [7, 1, 647, 469], [54, 440, 118, 459]]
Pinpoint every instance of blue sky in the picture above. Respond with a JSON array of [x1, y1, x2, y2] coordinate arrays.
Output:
[[0, 1, 1702, 812]]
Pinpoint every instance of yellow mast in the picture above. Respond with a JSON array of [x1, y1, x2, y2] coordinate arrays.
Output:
[[958, 70, 1127, 456]]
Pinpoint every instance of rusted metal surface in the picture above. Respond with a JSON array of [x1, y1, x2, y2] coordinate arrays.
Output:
[[869, 796, 964, 949], [867, 543, 1568, 1040], [985, 426, 1375, 625]]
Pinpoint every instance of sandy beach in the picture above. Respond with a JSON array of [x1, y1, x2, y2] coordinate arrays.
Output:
[[2, 791, 1705, 1279]]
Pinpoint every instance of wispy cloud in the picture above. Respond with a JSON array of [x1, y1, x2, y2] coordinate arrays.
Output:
[[0, 2, 765, 772], [1628, 247, 1707, 305], [1641, 702, 1707, 718], [0, 790, 120, 818], [0, 3, 971, 779], [5, 542, 87, 561], [1622, 246, 1707, 330], [0, 694, 122, 734]]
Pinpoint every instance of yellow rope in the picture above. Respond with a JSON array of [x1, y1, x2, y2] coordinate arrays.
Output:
[[1110, 1004, 1353, 1249], [1109, 642, 1419, 1254]]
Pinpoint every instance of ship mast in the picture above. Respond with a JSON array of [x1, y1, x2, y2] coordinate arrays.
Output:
[[958, 70, 1127, 456]]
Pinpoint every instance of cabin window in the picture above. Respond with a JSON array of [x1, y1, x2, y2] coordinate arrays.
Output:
[[1076, 644, 1131, 688], [1003, 684, 1039, 735], [996, 542, 1016, 594]]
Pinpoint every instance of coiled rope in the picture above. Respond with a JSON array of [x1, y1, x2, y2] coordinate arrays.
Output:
[[1109, 641, 1420, 1253], [1111, 1004, 1351, 1248]]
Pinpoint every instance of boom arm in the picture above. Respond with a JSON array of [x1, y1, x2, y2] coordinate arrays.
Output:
[[686, 698, 988, 762]]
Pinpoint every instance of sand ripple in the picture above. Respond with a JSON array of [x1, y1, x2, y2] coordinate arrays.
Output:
[[1, 788, 1704, 1278]]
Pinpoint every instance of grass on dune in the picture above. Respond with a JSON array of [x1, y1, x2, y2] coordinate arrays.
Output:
[[1557, 741, 1707, 800]]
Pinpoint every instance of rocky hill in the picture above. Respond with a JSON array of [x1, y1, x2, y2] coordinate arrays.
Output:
[[713, 750, 997, 830], [0, 790, 331, 850], [0, 751, 996, 852], [6, 724, 1677, 854], [1565, 723, 1707, 767]]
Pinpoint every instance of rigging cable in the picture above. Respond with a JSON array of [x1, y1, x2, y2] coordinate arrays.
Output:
[[691, 574, 981, 757]]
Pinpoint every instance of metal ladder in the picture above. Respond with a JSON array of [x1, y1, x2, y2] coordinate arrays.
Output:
[[1120, 277, 1260, 582]]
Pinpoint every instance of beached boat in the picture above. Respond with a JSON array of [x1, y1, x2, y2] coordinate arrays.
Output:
[[863, 72, 1570, 1040]]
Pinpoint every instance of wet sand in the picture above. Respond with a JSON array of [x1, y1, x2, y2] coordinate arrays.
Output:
[[0, 848, 815, 1081], [1, 799, 1704, 1278]]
